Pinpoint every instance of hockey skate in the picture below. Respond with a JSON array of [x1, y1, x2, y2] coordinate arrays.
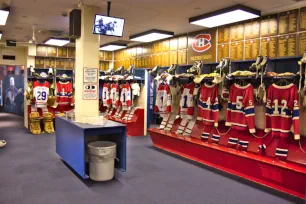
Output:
[[150, 65, 161, 77], [29, 112, 41, 135], [104, 67, 114, 75], [125, 65, 134, 75], [257, 56, 268, 74], [222, 57, 231, 74], [187, 61, 203, 75], [43, 112, 55, 133], [215, 59, 225, 73], [115, 66, 124, 75], [167, 64, 178, 75], [249, 55, 263, 72]]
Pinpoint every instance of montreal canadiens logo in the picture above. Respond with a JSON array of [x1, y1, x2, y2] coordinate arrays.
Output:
[[192, 34, 212, 53]]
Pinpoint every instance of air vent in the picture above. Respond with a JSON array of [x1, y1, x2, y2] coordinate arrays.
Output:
[[38, 29, 68, 37], [3, 55, 16, 60]]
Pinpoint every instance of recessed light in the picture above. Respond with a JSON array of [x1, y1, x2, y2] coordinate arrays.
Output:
[[0, 8, 10, 25], [100, 43, 127, 51], [130, 29, 174, 42], [44, 38, 70, 46], [189, 4, 261, 28]]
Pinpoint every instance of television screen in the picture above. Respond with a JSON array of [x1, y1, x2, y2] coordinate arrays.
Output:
[[93, 15, 125, 37]]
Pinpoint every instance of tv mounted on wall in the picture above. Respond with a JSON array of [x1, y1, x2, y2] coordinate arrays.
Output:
[[93, 15, 125, 37]]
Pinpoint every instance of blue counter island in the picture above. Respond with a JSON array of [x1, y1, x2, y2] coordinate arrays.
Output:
[[55, 116, 126, 179]]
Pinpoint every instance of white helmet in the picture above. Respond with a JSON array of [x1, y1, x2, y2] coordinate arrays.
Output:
[[40, 72, 48, 78], [10, 77, 15, 86]]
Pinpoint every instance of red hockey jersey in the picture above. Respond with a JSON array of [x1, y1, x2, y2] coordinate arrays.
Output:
[[154, 83, 171, 117], [56, 81, 73, 107], [226, 83, 255, 133], [179, 82, 195, 118], [265, 83, 300, 140], [102, 83, 111, 107], [110, 83, 120, 108], [33, 81, 50, 108], [198, 83, 219, 127], [120, 83, 132, 110]]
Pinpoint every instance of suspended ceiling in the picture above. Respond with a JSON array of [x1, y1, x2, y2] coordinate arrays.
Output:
[[0, 0, 306, 46]]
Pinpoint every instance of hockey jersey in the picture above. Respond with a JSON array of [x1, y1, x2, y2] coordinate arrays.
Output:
[[265, 83, 300, 140], [56, 81, 73, 107], [198, 83, 219, 127], [33, 81, 50, 108], [102, 83, 111, 107], [120, 83, 132, 110], [179, 82, 195, 118], [226, 83, 255, 133], [154, 83, 171, 117], [110, 83, 120, 108]]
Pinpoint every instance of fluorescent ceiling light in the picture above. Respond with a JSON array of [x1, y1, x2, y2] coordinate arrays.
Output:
[[189, 4, 260, 28], [100, 43, 127, 51], [44, 38, 70, 46], [0, 8, 9, 25], [130, 29, 174, 42]]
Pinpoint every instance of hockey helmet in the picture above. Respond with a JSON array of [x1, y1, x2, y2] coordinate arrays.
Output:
[[40, 72, 48, 78], [10, 77, 15, 86]]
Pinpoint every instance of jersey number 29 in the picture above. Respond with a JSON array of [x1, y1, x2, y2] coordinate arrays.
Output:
[[37, 91, 46, 100]]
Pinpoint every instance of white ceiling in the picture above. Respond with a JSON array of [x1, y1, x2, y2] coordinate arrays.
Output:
[[0, 0, 306, 46]]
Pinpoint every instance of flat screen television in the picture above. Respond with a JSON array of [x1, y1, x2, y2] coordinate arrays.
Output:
[[93, 15, 125, 37]]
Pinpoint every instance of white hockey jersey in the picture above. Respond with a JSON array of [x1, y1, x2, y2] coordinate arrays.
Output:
[[120, 83, 132, 110], [102, 83, 111, 107], [154, 83, 171, 117], [110, 83, 120, 108], [179, 82, 195, 119], [33, 81, 50, 108]]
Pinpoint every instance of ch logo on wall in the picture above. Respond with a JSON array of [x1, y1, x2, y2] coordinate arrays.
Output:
[[192, 34, 212, 53]]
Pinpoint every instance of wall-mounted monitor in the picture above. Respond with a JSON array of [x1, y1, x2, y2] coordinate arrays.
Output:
[[93, 15, 125, 37]]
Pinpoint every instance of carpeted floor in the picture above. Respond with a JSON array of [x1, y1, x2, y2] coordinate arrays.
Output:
[[0, 113, 303, 204]]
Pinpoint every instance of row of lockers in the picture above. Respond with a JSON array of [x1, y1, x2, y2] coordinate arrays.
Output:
[[114, 50, 187, 69], [114, 35, 188, 60]]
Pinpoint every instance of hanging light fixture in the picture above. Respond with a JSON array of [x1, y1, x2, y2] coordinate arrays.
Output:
[[130, 29, 174, 42], [189, 4, 260, 28], [99, 43, 127, 51]]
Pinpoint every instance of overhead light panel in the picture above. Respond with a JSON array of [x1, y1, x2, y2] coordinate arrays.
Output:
[[0, 8, 9, 25], [189, 4, 260, 28], [99, 43, 127, 51], [44, 38, 70, 46], [130, 29, 174, 42]]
